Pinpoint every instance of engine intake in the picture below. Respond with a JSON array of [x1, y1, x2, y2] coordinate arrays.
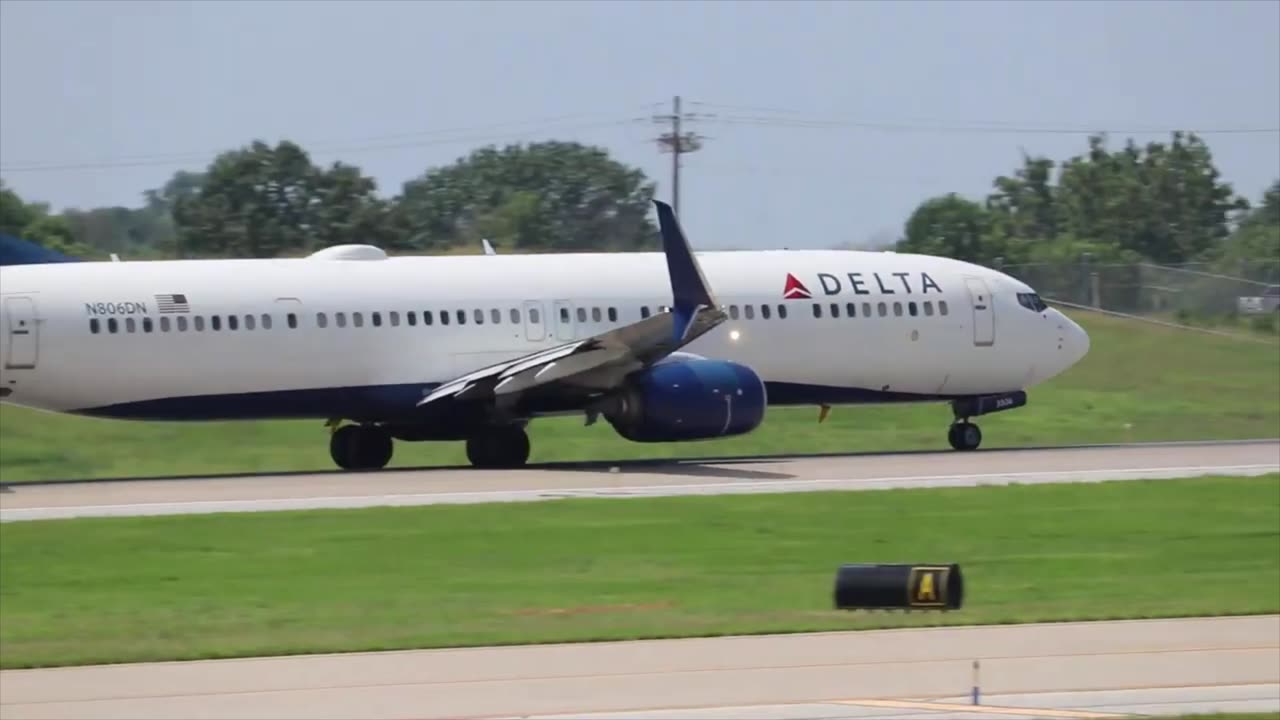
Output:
[[605, 359, 767, 442]]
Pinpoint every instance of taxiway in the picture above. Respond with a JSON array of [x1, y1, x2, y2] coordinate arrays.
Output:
[[2, 440, 1277, 522], [1, 615, 1276, 719]]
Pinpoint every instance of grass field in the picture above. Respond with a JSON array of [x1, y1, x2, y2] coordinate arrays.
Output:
[[1, 309, 1277, 482], [1, 474, 1276, 669]]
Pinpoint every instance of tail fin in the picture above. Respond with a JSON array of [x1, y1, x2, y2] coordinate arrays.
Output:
[[0, 234, 82, 266]]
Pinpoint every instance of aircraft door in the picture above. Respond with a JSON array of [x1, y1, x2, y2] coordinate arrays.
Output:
[[553, 299, 575, 341], [4, 296, 38, 369], [964, 277, 995, 347], [522, 300, 546, 342]]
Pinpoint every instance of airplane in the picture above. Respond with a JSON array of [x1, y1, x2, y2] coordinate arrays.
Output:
[[0, 201, 1089, 471]]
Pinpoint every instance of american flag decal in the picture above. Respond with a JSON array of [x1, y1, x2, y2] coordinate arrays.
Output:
[[155, 293, 190, 314]]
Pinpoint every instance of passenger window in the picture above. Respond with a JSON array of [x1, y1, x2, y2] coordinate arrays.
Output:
[[317, 312, 328, 329], [353, 312, 364, 328], [178, 316, 188, 332], [893, 302, 903, 317], [406, 311, 416, 326], [729, 305, 739, 320], [439, 311, 449, 325], [830, 303, 840, 318], [390, 311, 400, 327], [510, 308, 520, 324], [194, 316, 205, 332], [212, 316, 222, 331], [474, 309, 484, 324], [141, 318, 152, 333], [245, 314, 256, 331], [592, 307, 601, 322], [847, 302, 857, 317], [863, 302, 872, 317], [744, 305, 755, 319], [909, 301, 918, 317], [561, 307, 571, 323], [456, 309, 466, 325], [529, 308, 539, 323], [262, 313, 272, 330], [778, 304, 787, 319], [161, 317, 171, 332], [336, 312, 346, 328], [228, 315, 239, 331], [287, 313, 296, 329], [491, 309, 501, 324], [424, 311, 434, 325], [90, 318, 100, 334], [608, 307, 617, 322], [812, 303, 822, 318], [940, 300, 949, 315], [924, 301, 934, 316], [577, 307, 586, 323], [372, 312, 382, 327], [762, 304, 772, 319], [108, 318, 119, 333], [877, 302, 887, 317]]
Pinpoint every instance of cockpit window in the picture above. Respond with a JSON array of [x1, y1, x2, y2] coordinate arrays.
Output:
[[1017, 292, 1048, 312]]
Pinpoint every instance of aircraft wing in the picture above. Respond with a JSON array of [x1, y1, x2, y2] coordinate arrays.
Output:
[[415, 200, 726, 413]]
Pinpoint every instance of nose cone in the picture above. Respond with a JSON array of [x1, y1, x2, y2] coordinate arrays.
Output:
[[1062, 315, 1090, 367]]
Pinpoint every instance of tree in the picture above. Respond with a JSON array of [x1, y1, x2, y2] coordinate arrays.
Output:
[[897, 193, 1000, 263], [170, 140, 393, 258], [396, 141, 659, 252], [1054, 133, 1248, 264]]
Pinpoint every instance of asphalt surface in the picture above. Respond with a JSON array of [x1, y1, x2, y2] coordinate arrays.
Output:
[[1, 616, 1276, 719], [2, 440, 1277, 522]]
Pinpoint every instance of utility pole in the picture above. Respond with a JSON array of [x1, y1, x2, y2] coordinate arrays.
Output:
[[653, 95, 705, 215]]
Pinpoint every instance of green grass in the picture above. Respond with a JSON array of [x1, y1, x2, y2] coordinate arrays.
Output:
[[1, 474, 1276, 669], [1, 309, 1277, 482]]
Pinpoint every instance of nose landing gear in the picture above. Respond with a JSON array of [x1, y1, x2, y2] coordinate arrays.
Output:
[[946, 391, 1027, 452]]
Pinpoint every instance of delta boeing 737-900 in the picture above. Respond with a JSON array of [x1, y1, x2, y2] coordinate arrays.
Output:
[[0, 201, 1089, 470]]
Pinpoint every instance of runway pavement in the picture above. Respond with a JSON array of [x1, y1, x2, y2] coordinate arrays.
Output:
[[1, 615, 1276, 719], [2, 440, 1277, 522]]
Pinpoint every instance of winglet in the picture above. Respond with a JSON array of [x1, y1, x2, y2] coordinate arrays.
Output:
[[653, 200, 717, 340]]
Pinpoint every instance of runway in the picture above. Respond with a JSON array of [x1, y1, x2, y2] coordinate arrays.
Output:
[[1, 616, 1276, 719], [2, 440, 1277, 522]]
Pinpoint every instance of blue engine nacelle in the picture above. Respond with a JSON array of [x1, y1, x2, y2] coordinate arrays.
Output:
[[604, 359, 768, 442]]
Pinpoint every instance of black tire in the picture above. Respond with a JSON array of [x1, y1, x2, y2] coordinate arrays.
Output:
[[949, 421, 982, 451], [330, 424, 393, 470], [466, 426, 531, 469]]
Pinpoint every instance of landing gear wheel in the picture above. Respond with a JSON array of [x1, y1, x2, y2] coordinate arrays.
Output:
[[465, 426, 531, 469], [330, 424, 394, 471], [947, 421, 982, 451]]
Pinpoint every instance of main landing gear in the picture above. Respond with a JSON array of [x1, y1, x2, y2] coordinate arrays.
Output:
[[946, 391, 1029, 452], [330, 424, 394, 471], [326, 422, 532, 471], [465, 425, 531, 469]]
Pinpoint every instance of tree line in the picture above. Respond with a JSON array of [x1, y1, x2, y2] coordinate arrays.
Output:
[[1, 132, 1277, 281]]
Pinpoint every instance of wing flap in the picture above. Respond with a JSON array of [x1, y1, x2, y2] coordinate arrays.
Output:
[[413, 200, 727, 414]]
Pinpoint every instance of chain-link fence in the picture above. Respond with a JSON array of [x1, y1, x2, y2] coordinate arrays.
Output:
[[996, 258, 1280, 323]]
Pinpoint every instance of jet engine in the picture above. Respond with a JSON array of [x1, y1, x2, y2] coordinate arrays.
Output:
[[603, 358, 767, 442]]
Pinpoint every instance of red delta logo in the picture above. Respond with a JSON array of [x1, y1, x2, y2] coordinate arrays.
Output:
[[783, 273, 812, 299]]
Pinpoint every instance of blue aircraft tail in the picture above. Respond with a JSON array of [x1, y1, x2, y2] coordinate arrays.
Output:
[[0, 234, 82, 266]]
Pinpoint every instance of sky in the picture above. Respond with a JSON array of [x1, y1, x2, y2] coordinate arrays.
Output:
[[1, 0, 1278, 251]]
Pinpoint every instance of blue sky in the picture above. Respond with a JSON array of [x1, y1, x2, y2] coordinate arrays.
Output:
[[1, 0, 1277, 250]]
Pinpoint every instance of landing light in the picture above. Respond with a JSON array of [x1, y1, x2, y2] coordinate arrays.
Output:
[[729, 330, 741, 341]]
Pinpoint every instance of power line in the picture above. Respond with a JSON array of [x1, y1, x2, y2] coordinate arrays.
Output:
[[0, 105, 664, 174], [688, 101, 1280, 136]]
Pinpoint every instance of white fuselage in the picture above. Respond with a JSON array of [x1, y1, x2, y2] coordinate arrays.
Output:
[[0, 247, 1088, 424]]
